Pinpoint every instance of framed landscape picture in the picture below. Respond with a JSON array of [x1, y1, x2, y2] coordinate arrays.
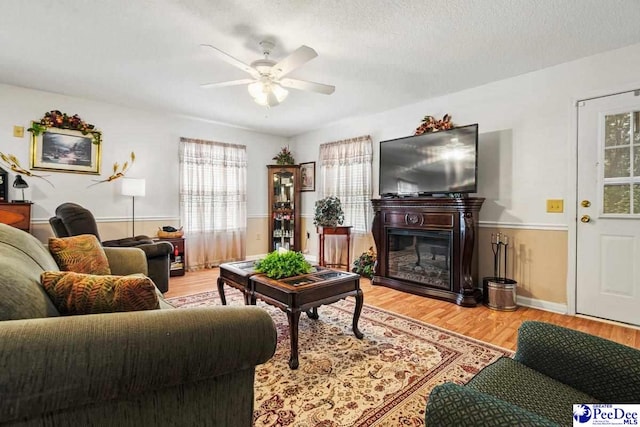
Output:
[[300, 161, 315, 192], [30, 126, 101, 174]]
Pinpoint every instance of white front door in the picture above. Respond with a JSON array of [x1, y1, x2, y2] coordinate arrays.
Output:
[[576, 90, 640, 326]]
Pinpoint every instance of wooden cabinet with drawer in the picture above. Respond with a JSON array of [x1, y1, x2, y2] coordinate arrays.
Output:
[[0, 202, 32, 233], [157, 237, 185, 276]]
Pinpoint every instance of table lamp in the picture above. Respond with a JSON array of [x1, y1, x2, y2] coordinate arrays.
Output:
[[12, 175, 29, 202]]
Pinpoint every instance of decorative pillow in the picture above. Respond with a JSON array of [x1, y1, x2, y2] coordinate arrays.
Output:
[[40, 271, 160, 315], [49, 234, 111, 275]]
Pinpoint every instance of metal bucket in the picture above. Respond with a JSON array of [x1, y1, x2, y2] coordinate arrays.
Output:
[[483, 277, 517, 311]]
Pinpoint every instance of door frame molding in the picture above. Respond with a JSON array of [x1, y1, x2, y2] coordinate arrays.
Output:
[[567, 83, 640, 317]]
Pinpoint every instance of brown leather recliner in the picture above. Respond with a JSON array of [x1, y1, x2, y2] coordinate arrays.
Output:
[[49, 202, 173, 293]]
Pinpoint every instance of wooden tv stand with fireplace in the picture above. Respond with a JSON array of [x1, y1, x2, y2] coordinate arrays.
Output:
[[371, 197, 484, 306]]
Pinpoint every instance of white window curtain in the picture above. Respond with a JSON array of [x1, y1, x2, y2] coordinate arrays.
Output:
[[179, 137, 247, 270], [319, 135, 374, 266]]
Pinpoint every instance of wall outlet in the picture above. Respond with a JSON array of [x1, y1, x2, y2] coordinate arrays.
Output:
[[546, 199, 564, 213], [256, 233, 261, 240]]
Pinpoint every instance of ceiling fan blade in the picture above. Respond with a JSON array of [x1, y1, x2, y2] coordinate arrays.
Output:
[[200, 79, 254, 89], [280, 78, 335, 95], [201, 44, 260, 79], [273, 45, 318, 78]]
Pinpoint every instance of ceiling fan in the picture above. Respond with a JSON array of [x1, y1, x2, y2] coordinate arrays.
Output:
[[200, 40, 335, 107]]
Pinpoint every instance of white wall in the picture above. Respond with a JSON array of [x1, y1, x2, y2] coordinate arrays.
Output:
[[0, 84, 286, 224], [290, 42, 640, 228]]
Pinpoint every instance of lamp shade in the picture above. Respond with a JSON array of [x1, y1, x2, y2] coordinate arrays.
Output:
[[121, 178, 145, 197], [12, 175, 29, 189]]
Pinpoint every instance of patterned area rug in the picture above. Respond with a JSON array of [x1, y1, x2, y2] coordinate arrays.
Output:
[[167, 289, 511, 426]]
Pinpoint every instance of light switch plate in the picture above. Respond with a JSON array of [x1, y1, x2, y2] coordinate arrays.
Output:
[[546, 199, 564, 213], [13, 126, 24, 138]]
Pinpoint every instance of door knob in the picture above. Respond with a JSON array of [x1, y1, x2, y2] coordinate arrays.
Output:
[[581, 200, 591, 208], [581, 215, 591, 223]]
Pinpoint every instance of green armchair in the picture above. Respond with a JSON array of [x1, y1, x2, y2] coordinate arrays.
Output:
[[0, 223, 277, 426], [49, 202, 174, 293], [425, 321, 640, 426]]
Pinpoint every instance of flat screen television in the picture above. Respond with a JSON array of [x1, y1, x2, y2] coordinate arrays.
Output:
[[379, 124, 478, 197]]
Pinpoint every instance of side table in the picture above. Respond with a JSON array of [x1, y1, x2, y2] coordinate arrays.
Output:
[[0, 202, 33, 233], [157, 237, 185, 276], [317, 226, 352, 271]]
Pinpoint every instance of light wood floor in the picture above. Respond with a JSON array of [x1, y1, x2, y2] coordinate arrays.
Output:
[[165, 269, 640, 351]]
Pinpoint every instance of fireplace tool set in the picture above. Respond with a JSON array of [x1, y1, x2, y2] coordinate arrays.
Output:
[[482, 232, 518, 311]]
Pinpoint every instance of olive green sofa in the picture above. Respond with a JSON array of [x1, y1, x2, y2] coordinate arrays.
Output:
[[0, 223, 277, 426], [425, 321, 640, 427]]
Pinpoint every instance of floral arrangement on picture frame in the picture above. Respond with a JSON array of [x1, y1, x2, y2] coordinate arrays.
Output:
[[28, 110, 102, 145]]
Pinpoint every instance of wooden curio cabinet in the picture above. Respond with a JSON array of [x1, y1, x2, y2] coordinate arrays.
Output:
[[267, 165, 301, 252]]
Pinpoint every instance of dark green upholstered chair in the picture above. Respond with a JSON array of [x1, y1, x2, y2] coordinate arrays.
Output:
[[425, 321, 640, 427], [49, 202, 173, 293]]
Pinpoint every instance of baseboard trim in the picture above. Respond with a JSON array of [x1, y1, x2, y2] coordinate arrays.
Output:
[[516, 295, 567, 314]]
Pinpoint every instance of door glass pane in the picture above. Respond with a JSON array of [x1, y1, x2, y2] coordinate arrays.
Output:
[[604, 147, 630, 178], [604, 113, 630, 147], [602, 112, 639, 215], [634, 145, 640, 176], [634, 184, 640, 214], [603, 184, 630, 214]]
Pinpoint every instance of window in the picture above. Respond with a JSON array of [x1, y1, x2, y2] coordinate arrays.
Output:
[[179, 137, 247, 269], [319, 135, 373, 232], [602, 111, 640, 214]]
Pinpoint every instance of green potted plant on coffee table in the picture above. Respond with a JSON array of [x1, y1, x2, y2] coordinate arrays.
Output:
[[255, 249, 313, 279]]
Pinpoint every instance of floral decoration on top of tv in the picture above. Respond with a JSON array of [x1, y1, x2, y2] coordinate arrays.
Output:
[[414, 114, 454, 135], [27, 110, 102, 145]]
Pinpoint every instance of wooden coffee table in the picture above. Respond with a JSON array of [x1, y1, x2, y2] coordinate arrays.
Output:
[[217, 260, 258, 305], [250, 268, 363, 369]]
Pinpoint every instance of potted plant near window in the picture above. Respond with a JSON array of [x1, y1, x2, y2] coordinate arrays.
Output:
[[313, 196, 345, 227]]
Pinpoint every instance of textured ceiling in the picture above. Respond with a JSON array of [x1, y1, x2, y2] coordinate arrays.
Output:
[[2, 0, 640, 137]]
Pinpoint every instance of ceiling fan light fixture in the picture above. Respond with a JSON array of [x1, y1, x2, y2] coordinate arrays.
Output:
[[253, 93, 271, 106], [271, 83, 289, 102], [247, 81, 265, 98], [254, 92, 281, 107], [250, 82, 288, 107]]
